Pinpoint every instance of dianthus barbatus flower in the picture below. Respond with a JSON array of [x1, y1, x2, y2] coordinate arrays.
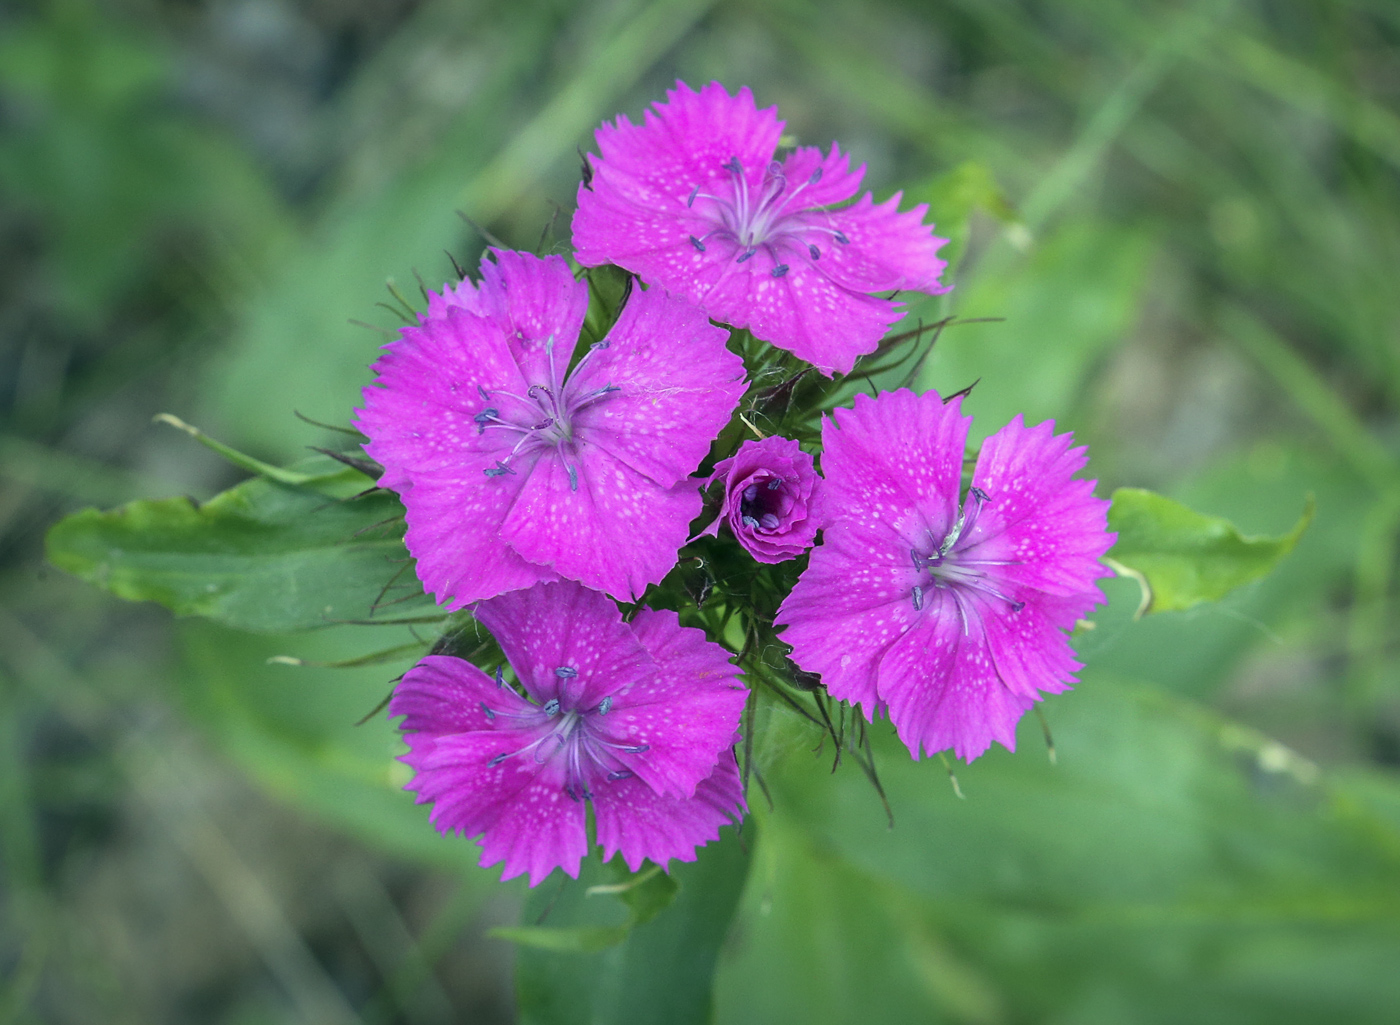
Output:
[[354, 249, 746, 605], [390, 580, 748, 885], [775, 390, 1114, 762], [700, 435, 823, 563], [573, 81, 951, 377]]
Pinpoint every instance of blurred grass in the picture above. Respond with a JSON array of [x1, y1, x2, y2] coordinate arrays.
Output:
[[3, 0, 1400, 1021]]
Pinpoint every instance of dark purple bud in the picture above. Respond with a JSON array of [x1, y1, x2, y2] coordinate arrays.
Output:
[[701, 435, 824, 564]]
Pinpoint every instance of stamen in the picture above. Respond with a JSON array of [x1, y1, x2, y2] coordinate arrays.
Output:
[[619, 744, 649, 753], [554, 666, 578, 678], [480, 701, 495, 721], [494, 665, 505, 688], [911, 548, 924, 571], [483, 461, 516, 478], [531, 418, 554, 431], [606, 769, 633, 781], [759, 513, 780, 530], [689, 235, 706, 251], [597, 696, 612, 715], [736, 249, 756, 264], [741, 515, 759, 529], [723, 156, 742, 175], [743, 484, 759, 502], [772, 264, 789, 277], [686, 184, 700, 207], [834, 230, 850, 244], [767, 478, 783, 490], [912, 585, 924, 611], [488, 753, 509, 767], [477, 384, 490, 401], [543, 699, 560, 717], [970, 486, 990, 504], [567, 464, 578, 492], [808, 244, 821, 260], [809, 167, 823, 184]]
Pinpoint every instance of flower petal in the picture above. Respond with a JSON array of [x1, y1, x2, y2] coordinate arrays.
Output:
[[776, 518, 920, 715], [401, 730, 588, 886], [389, 654, 532, 737], [604, 608, 748, 799], [500, 448, 703, 601], [818, 389, 970, 542], [571, 284, 744, 486], [811, 192, 950, 295], [471, 580, 654, 708], [875, 590, 1035, 763], [471, 250, 591, 382], [967, 415, 1115, 604], [593, 750, 744, 873]]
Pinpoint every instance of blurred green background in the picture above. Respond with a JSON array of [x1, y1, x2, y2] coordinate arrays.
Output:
[[4, 0, 1400, 1021]]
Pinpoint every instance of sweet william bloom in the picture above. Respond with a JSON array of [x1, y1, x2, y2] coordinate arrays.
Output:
[[390, 581, 749, 885], [700, 435, 823, 563], [775, 390, 1114, 762], [573, 81, 951, 377], [354, 250, 747, 605]]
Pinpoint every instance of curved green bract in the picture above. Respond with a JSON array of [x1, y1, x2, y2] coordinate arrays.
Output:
[[45, 470, 430, 632], [1107, 487, 1314, 616]]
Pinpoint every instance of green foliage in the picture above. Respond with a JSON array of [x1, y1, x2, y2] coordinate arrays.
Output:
[[45, 463, 427, 633], [717, 676, 1400, 1025], [514, 831, 750, 1025], [1108, 487, 1314, 615]]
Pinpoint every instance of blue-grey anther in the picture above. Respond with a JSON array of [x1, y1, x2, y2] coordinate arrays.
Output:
[[833, 230, 850, 244], [690, 235, 705, 251], [607, 769, 633, 781], [554, 666, 578, 678], [494, 665, 505, 687], [620, 743, 649, 753], [912, 585, 924, 611], [543, 699, 561, 717], [808, 167, 823, 184], [480, 701, 495, 721], [736, 249, 756, 264], [488, 753, 509, 767], [772, 264, 789, 277], [597, 696, 613, 715], [767, 478, 783, 490], [809, 244, 821, 260], [742, 515, 760, 529], [686, 184, 699, 207]]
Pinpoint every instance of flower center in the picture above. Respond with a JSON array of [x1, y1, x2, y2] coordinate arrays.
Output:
[[481, 667, 648, 802], [908, 487, 1023, 628], [686, 157, 850, 272], [738, 475, 788, 532], [472, 336, 621, 489]]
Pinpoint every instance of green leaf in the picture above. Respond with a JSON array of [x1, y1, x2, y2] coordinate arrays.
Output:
[[1107, 486, 1314, 615], [46, 472, 430, 633], [493, 862, 680, 954], [514, 830, 750, 1025]]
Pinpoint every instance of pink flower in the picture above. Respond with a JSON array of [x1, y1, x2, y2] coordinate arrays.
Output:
[[701, 435, 823, 563], [775, 390, 1114, 762], [390, 581, 748, 885], [354, 249, 746, 605], [573, 81, 950, 376]]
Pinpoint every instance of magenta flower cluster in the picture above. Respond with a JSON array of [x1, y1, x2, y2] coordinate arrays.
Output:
[[354, 81, 1114, 885]]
